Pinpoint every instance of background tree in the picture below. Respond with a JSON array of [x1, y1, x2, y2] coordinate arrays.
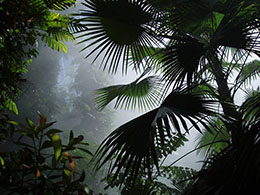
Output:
[[0, 0, 84, 115]]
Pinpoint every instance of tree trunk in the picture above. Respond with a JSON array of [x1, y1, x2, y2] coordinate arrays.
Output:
[[210, 54, 242, 145]]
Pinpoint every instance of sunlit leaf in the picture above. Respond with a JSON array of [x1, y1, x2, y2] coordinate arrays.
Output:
[[95, 70, 162, 111], [0, 156, 5, 168], [63, 168, 71, 181], [26, 118, 35, 130], [50, 134, 62, 162]]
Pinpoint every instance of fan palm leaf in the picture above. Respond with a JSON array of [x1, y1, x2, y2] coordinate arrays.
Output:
[[95, 69, 163, 111], [211, 1, 260, 52], [94, 87, 216, 184], [160, 35, 207, 87], [75, 0, 161, 74], [196, 118, 230, 157], [240, 89, 260, 126], [233, 60, 260, 94], [185, 122, 260, 195]]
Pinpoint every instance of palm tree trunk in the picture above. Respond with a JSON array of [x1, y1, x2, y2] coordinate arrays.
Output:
[[210, 54, 242, 145]]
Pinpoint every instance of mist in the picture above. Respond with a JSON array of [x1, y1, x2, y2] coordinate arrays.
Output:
[[3, 1, 214, 193]]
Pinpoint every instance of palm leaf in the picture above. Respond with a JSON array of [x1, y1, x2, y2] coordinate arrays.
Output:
[[128, 46, 165, 72], [240, 89, 260, 126], [196, 118, 230, 157], [94, 88, 216, 184], [160, 35, 206, 88], [235, 60, 260, 88], [30, 0, 77, 11], [75, 0, 161, 74], [186, 124, 260, 194], [40, 12, 86, 52], [95, 69, 162, 111], [163, 0, 216, 35], [212, 1, 260, 52]]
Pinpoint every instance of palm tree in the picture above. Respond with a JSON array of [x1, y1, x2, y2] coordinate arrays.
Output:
[[76, 0, 260, 193]]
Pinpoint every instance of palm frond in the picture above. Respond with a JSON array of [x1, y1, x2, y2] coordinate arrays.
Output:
[[160, 35, 206, 88], [128, 46, 164, 72], [95, 108, 160, 184], [196, 118, 230, 157], [185, 124, 260, 194], [235, 60, 260, 88], [95, 72, 162, 111], [40, 12, 84, 52], [94, 88, 216, 184], [240, 89, 260, 126], [160, 166, 196, 194], [30, 0, 77, 11], [212, 1, 260, 52], [163, 0, 216, 35], [75, 0, 161, 74]]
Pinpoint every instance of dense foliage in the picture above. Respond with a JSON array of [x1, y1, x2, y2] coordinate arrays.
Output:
[[0, 114, 92, 194], [0, 0, 84, 114]]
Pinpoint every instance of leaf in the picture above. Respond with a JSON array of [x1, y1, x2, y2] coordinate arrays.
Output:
[[161, 35, 206, 88], [69, 130, 74, 141], [0, 156, 5, 168], [64, 152, 75, 174], [26, 118, 35, 130], [75, 0, 160, 74], [50, 134, 62, 162], [236, 60, 260, 88], [63, 168, 71, 181], [40, 115, 47, 126], [34, 0, 77, 11], [76, 147, 92, 156], [36, 169, 41, 177], [95, 71, 162, 111], [41, 140, 53, 149], [94, 87, 215, 184], [8, 121, 28, 130]]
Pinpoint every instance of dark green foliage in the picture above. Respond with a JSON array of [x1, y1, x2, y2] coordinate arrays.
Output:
[[0, 114, 92, 195], [75, 0, 161, 74], [0, 0, 83, 114], [185, 125, 260, 194]]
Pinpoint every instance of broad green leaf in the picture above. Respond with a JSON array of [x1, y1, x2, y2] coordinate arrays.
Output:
[[26, 118, 35, 130], [0, 156, 5, 168], [8, 121, 29, 129], [63, 168, 71, 181], [50, 134, 62, 162]]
